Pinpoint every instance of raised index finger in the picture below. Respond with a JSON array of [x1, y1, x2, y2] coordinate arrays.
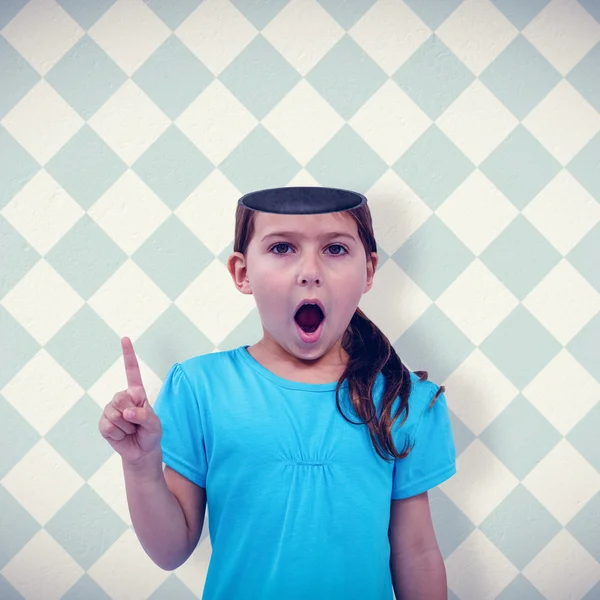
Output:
[[121, 336, 145, 392]]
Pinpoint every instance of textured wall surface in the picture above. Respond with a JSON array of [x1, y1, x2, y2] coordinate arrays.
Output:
[[1, 0, 600, 598]]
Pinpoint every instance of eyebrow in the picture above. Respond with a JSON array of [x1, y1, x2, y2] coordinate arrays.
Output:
[[260, 231, 357, 243]]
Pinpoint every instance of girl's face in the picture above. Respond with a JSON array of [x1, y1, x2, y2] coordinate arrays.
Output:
[[229, 211, 377, 363]]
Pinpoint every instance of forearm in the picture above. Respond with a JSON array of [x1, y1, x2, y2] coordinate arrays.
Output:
[[391, 547, 448, 600], [122, 451, 193, 570]]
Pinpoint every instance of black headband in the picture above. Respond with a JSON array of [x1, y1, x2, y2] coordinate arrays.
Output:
[[238, 186, 367, 215]]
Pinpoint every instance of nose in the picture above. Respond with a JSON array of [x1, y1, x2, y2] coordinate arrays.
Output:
[[297, 254, 321, 286]]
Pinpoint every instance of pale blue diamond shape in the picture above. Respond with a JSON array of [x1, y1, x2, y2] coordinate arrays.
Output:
[[132, 35, 213, 121], [45, 125, 127, 211], [0, 36, 40, 120], [479, 395, 562, 480], [567, 312, 600, 383], [495, 577, 546, 600], [306, 125, 387, 194], [479, 215, 562, 300], [149, 576, 198, 600], [568, 132, 600, 201], [392, 216, 474, 300], [45, 35, 127, 121], [144, 0, 202, 30], [57, 0, 116, 30], [45, 484, 127, 570], [393, 305, 475, 384], [231, 0, 291, 30], [134, 306, 214, 378], [0, 0, 28, 29], [479, 305, 561, 390], [402, 0, 462, 30], [306, 35, 387, 120], [567, 43, 600, 113], [45, 396, 114, 480], [480, 125, 561, 210], [62, 576, 111, 600], [219, 36, 300, 120], [0, 216, 39, 299], [132, 215, 214, 300], [566, 492, 600, 562], [0, 126, 39, 210], [0, 395, 40, 480], [393, 125, 475, 210], [479, 485, 562, 570], [392, 35, 475, 121], [480, 35, 561, 120], [578, 0, 600, 23], [490, 0, 551, 30], [45, 216, 127, 300], [0, 486, 40, 570], [132, 125, 213, 210], [566, 402, 600, 474], [45, 305, 121, 390], [219, 125, 301, 192], [0, 306, 39, 390], [316, 0, 376, 30], [568, 222, 600, 294]]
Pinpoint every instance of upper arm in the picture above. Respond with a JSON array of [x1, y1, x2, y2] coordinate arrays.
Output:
[[389, 492, 439, 558], [165, 466, 207, 549]]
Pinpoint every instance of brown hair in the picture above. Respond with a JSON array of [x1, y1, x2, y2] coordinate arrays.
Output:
[[233, 202, 444, 462]]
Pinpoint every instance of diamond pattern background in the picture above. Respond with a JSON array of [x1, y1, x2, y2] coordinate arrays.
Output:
[[1, 0, 599, 598]]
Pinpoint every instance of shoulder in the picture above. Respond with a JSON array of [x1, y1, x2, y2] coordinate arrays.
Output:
[[177, 347, 242, 381]]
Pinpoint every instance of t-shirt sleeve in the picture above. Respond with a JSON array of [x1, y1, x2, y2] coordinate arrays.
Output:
[[153, 362, 207, 488], [391, 387, 456, 500]]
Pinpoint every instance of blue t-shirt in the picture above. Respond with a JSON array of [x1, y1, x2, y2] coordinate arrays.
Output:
[[153, 345, 456, 599]]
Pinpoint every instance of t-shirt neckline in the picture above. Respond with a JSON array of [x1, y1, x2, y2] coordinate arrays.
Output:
[[237, 345, 348, 392]]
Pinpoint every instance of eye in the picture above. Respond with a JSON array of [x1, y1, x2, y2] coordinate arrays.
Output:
[[268, 242, 349, 256]]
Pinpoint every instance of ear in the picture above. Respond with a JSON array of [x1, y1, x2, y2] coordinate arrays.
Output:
[[364, 252, 378, 293], [227, 252, 253, 295]]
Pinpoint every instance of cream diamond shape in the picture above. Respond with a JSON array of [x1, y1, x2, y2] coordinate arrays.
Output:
[[1, 260, 84, 345], [1, 170, 84, 255], [1, 530, 85, 600], [523, 80, 600, 166], [349, 0, 431, 75], [366, 169, 432, 256], [2, 350, 84, 436], [522, 529, 600, 600], [436, 170, 519, 256], [523, 260, 600, 345], [446, 530, 519, 600], [88, 529, 169, 598], [87, 453, 131, 526], [176, 259, 255, 346], [176, 0, 257, 76], [441, 439, 519, 525], [523, 0, 600, 76], [441, 349, 519, 435], [436, 0, 518, 76], [523, 170, 600, 256], [359, 259, 432, 344], [436, 260, 519, 346], [88, 260, 171, 341], [88, 0, 171, 75], [349, 80, 431, 166], [436, 80, 519, 165], [286, 170, 321, 187], [1, 439, 84, 525], [88, 170, 171, 256], [1, 80, 84, 165], [523, 350, 600, 435], [262, 80, 345, 165], [175, 169, 242, 256], [262, 0, 344, 76], [176, 80, 258, 166], [88, 80, 171, 166], [522, 438, 600, 525], [1, 0, 84, 75]]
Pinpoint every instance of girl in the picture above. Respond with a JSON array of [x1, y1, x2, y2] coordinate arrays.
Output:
[[99, 187, 456, 600]]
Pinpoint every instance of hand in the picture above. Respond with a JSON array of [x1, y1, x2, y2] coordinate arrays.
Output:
[[98, 337, 163, 466]]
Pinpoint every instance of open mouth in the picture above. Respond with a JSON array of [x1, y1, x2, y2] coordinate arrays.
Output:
[[294, 303, 325, 334]]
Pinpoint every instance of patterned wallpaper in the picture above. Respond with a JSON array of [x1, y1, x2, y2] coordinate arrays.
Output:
[[1, 0, 600, 598]]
